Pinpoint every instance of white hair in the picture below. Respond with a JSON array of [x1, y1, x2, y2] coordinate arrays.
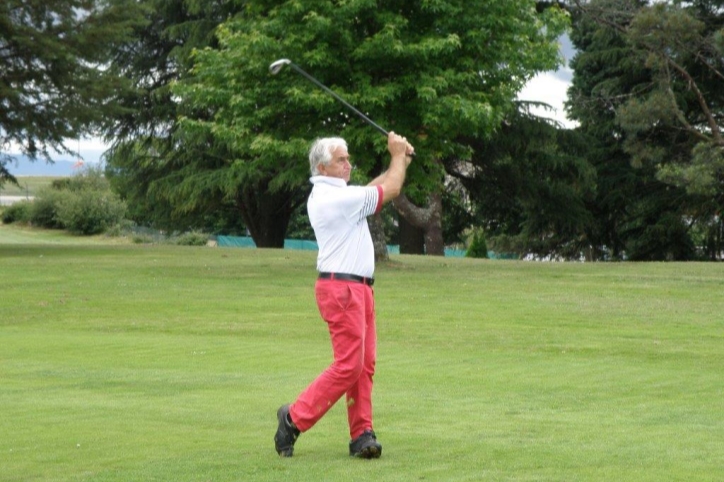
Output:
[[309, 137, 347, 176]]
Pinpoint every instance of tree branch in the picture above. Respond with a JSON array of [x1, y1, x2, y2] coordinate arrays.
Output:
[[392, 194, 433, 229], [666, 56, 723, 144], [693, 50, 724, 83]]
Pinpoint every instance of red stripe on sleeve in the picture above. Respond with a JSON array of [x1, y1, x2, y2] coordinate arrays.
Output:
[[374, 185, 383, 214]]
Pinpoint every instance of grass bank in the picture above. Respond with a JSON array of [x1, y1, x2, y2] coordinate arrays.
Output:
[[1, 238, 722, 481], [0, 222, 131, 246]]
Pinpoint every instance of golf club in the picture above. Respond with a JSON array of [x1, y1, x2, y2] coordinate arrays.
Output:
[[269, 58, 390, 137]]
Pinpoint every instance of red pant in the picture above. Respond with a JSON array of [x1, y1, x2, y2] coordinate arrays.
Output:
[[289, 279, 377, 439]]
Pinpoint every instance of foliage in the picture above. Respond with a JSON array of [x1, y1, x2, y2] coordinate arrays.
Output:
[[183, 0, 569, 178], [446, 106, 596, 259], [20, 167, 127, 234], [103, 218, 136, 238], [29, 187, 68, 229], [103, 0, 232, 141], [173, 231, 209, 246], [102, 222, 211, 245], [285, 206, 315, 241], [118, 0, 569, 248], [619, 1, 724, 203], [0, 0, 147, 186], [465, 229, 489, 258], [622, 210, 696, 261], [103, 0, 248, 238], [566, 0, 719, 260], [105, 141, 247, 235], [55, 188, 127, 235], [441, 182, 475, 246], [1, 200, 32, 224]]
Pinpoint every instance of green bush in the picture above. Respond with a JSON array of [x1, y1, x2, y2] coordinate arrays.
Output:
[[29, 187, 69, 229], [66, 166, 109, 192], [51, 178, 72, 191], [466, 229, 489, 259], [132, 234, 157, 244], [56, 189, 127, 235], [104, 219, 135, 238], [2, 200, 32, 224], [173, 231, 209, 246], [23, 167, 128, 235]]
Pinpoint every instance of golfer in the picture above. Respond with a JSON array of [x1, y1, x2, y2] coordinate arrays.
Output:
[[274, 131, 414, 458]]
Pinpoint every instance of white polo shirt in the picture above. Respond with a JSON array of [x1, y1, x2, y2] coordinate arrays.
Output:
[[307, 176, 383, 278]]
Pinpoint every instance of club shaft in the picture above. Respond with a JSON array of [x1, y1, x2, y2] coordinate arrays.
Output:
[[287, 63, 389, 137]]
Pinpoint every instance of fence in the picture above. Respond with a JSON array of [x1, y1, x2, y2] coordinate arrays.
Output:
[[216, 235, 470, 257]]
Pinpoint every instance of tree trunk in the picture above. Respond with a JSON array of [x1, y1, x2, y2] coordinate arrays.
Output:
[[236, 184, 305, 248], [392, 192, 445, 256], [398, 214, 425, 254], [368, 213, 389, 263]]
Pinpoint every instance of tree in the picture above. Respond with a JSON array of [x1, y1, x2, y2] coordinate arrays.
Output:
[[0, 0, 146, 186], [621, 1, 724, 259], [103, 0, 246, 234], [169, 0, 569, 250], [445, 105, 596, 259], [568, 0, 722, 259]]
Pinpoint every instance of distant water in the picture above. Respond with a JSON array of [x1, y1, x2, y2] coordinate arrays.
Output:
[[2, 155, 78, 176]]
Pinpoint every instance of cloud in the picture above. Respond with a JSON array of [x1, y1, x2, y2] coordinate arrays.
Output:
[[516, 34, 577, 128], [518, 70, 577, 128], [518, 34, 577, 129]]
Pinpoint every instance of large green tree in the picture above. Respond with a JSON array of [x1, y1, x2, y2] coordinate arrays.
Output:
[[0, 0, 146, 186], [167, 0, 569, 249], [103, 0, 244, 233], [567, 0, 720, 260]]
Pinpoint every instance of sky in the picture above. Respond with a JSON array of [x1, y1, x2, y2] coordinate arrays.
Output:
[[517, 33, 577, 128], [8, 36, 577, 165]]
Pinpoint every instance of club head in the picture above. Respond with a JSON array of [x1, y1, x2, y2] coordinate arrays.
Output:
[[269, 59, 292, 75]]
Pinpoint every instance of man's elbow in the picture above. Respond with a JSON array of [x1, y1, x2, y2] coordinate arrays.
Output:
[[381, 184, 402, 203]]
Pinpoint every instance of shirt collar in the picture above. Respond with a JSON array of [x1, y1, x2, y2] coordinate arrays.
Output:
[[310, 175, 347, 187]]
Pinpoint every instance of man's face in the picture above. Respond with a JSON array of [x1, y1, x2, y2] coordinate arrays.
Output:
[[319, 145, 352, 183]]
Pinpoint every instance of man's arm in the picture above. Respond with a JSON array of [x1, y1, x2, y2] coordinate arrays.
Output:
[[368, 132, 413, 204], [368, 171, 387, 187]]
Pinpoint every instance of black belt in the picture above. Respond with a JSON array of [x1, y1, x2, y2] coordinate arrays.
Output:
[[318, 272, 374, 286]]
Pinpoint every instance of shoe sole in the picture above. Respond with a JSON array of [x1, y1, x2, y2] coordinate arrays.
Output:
[[352, 445, 382, 459]]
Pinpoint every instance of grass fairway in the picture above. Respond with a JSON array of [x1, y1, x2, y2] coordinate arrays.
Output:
[[1, 232, 723, 481], [1, 177, 61, 197]]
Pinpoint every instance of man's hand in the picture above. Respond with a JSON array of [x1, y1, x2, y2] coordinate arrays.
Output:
[[388, 132, 414, 160]]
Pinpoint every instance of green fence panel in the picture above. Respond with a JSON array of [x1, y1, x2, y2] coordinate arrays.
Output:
[[216, 235, 471, 257], [216, 236, 257, 248]]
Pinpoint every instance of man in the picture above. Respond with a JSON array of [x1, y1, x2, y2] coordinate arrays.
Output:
[[274, 131, 414, 458]]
